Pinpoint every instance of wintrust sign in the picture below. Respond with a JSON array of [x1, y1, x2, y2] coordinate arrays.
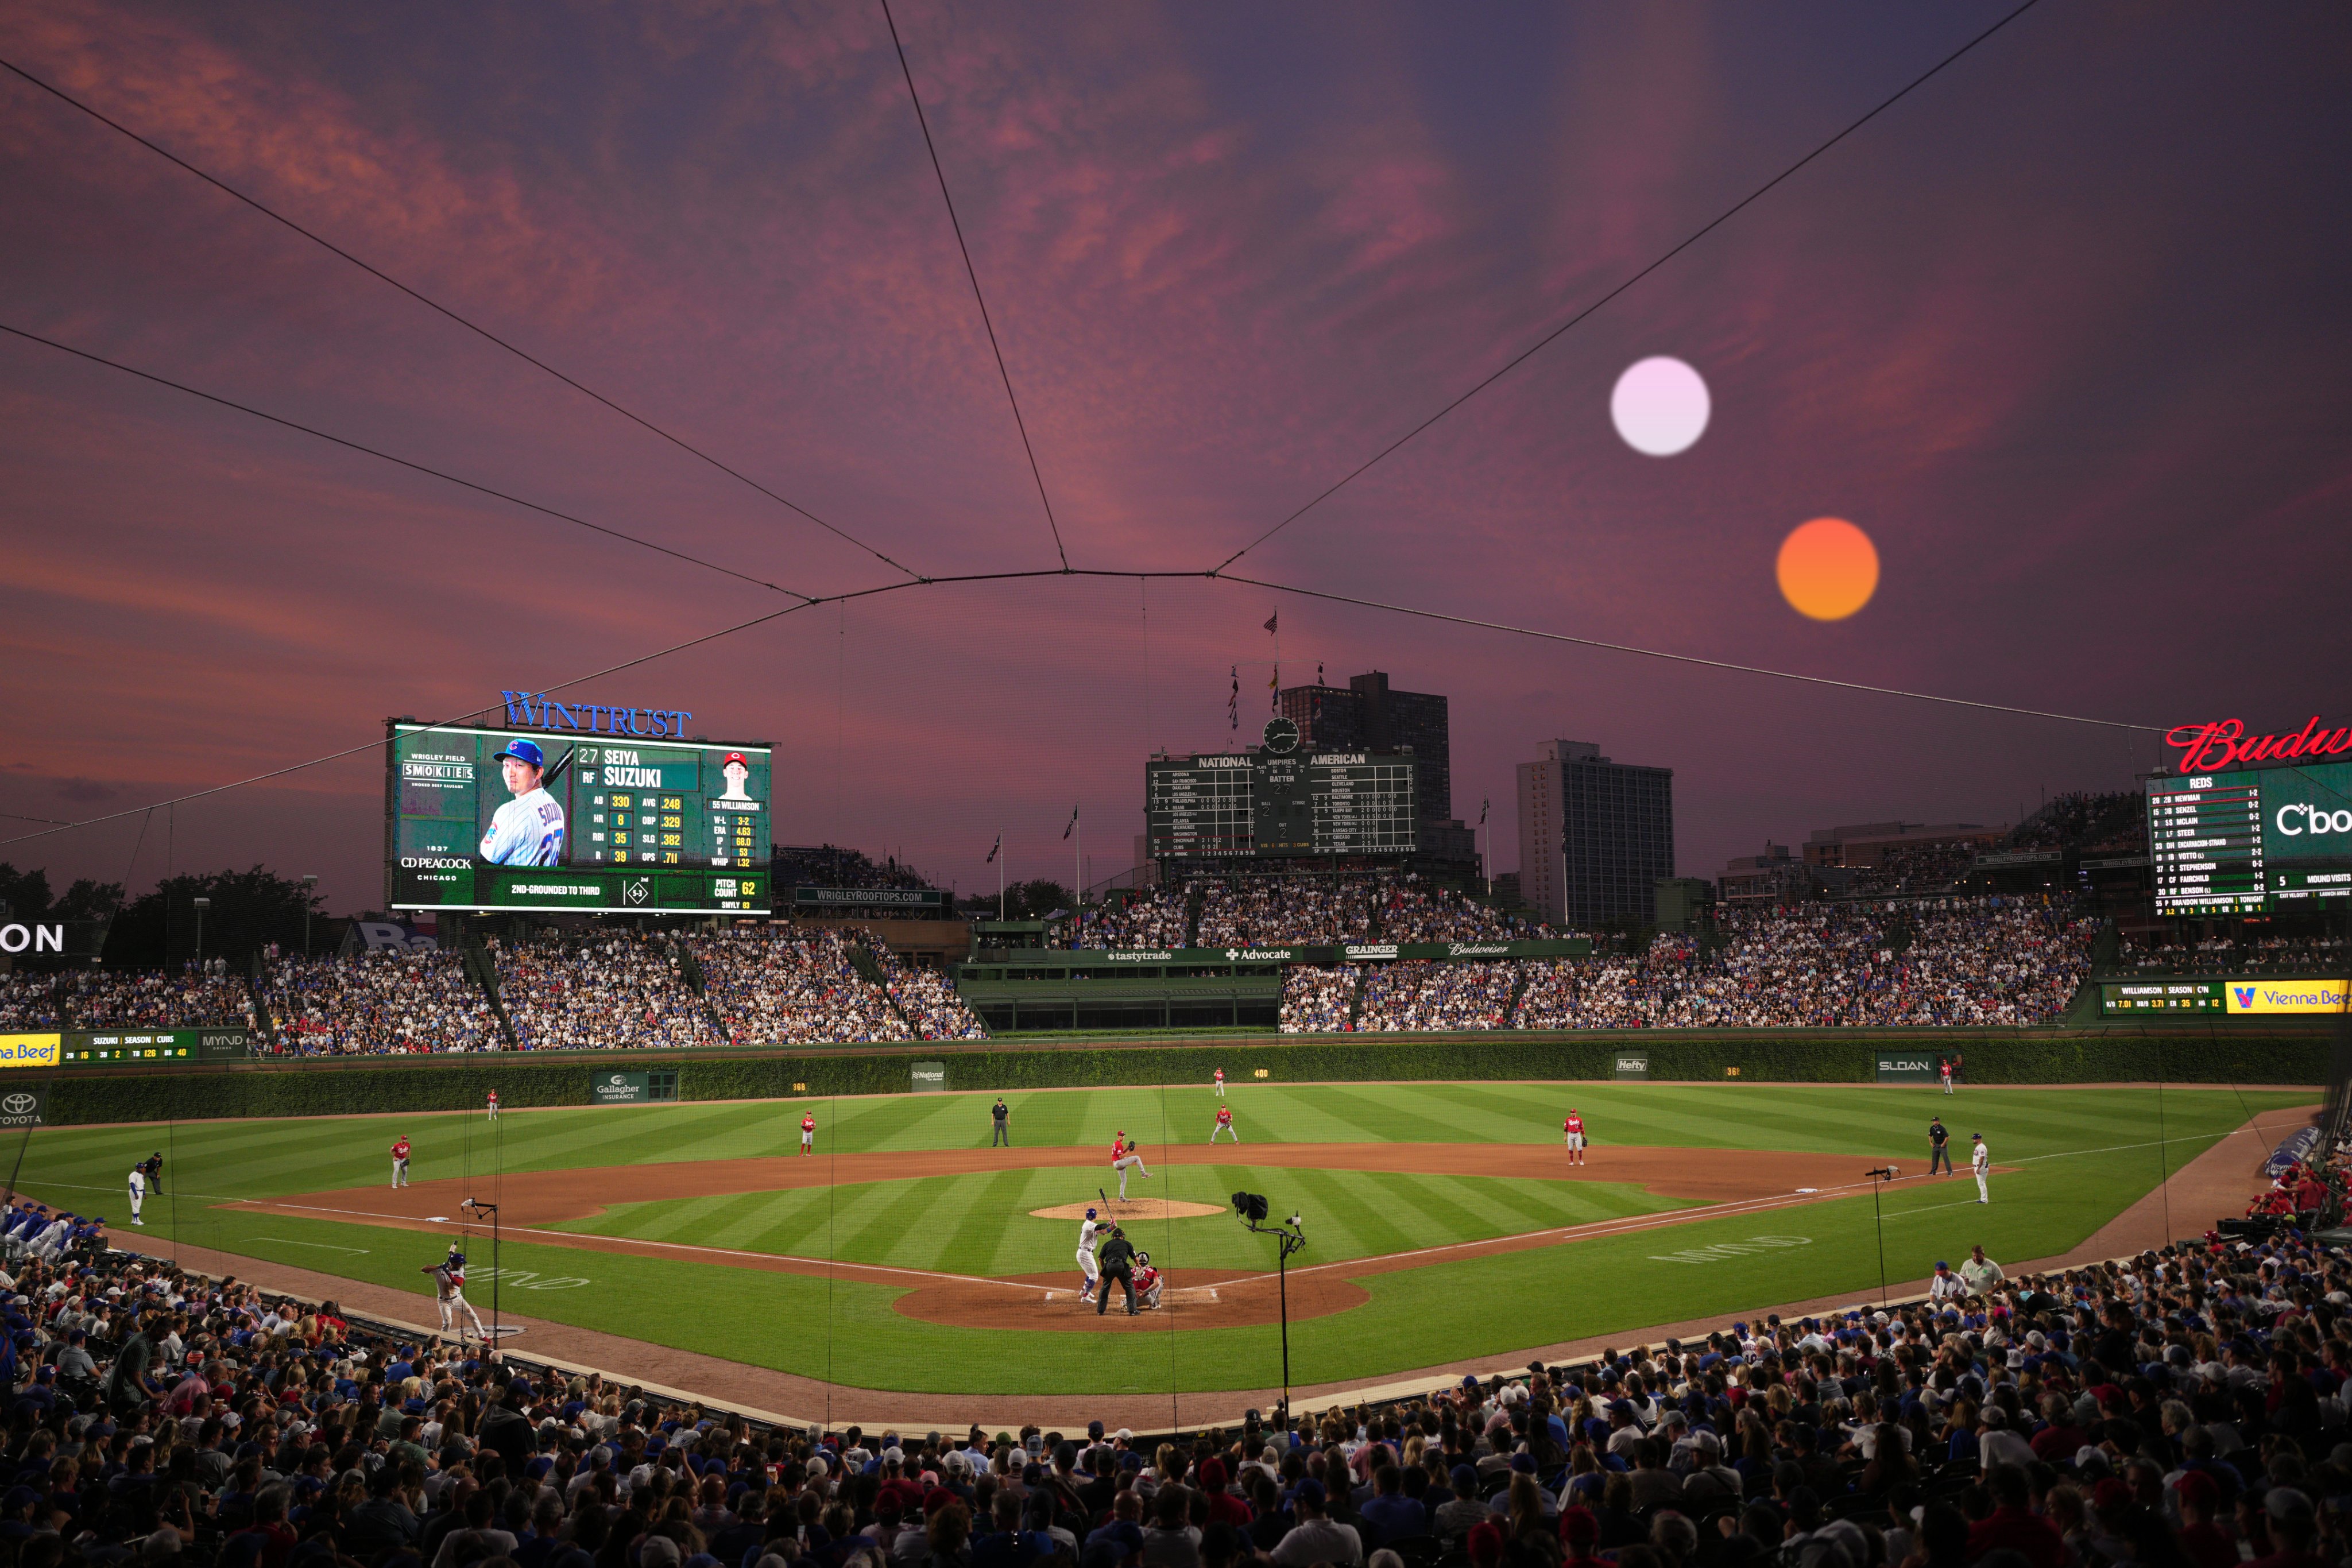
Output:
[[2166, 717, 2352, 772]]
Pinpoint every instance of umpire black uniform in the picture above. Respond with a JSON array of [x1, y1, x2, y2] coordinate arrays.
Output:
[[1096, 1230, 1138, 1315], [1928, 1118, 1952, 1176]]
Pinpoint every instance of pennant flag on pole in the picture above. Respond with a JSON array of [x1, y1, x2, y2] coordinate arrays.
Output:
[[1263, 612, 1278, 633], [1479, 796, 1490, 826], [1063, 804, 1079, 841], [985, 833, 1000, 864]]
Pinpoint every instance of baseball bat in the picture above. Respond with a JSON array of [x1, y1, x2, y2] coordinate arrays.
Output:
[[543, 746, 577, 789], [1099, 1186, 1109, 1206]]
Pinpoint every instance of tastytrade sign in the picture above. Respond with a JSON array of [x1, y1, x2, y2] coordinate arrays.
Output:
[[500, 691, 694, 739], [2166, 717, 2352, 772]]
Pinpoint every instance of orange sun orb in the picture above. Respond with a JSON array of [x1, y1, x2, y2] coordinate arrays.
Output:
[[1776, 517, 1879, 621]]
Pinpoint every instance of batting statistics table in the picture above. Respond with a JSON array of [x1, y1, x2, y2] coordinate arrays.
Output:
[[1313, 758, 1418, 854], [2148, 779, 2266, 914]]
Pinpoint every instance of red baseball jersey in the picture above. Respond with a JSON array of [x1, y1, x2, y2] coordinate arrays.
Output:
[[1112, 1136, 1129, 1160], [802, 1115, 816, 1132], [1214, 1070, 1224, 1082], [1216, 1106, 1232, 1124], [1564, 1114, 1584, 1136], [392, 1137, 411, 1159]]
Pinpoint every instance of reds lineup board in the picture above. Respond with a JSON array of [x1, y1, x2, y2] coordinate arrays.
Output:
[[2146, 760, 2352, 915], [386, 722, 772, 913], [1147, 722, 1418, 858]]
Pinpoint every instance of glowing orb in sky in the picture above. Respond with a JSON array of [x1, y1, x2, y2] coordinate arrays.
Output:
[[1777, 517, 1879, 621], [1609, 356, 1710, 456]]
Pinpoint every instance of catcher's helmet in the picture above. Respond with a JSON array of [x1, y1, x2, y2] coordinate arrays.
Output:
[[1136, 1251, 1151, 1267]]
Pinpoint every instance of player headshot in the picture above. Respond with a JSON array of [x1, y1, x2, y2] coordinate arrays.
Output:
[[480, 738, 565, 866], [719, 751, 755, 802]]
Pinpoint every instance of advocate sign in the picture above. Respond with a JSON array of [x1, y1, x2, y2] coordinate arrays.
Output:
[[2224, 979, 2350, 1016]]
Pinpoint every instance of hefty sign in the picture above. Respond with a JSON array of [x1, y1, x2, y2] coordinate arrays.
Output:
[[2224, 979, 2350, 1016]]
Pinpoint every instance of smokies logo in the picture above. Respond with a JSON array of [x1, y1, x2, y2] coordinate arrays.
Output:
[[2166, 717, 2352, 772]]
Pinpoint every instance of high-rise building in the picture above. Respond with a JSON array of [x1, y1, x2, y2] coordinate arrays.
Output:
[[1517, 740, 1674, 927], [1278, 669, 1464, 860]]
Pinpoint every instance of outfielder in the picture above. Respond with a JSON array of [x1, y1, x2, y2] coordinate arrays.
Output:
[[1076, 1208, 1102, 1304], [1562, 1109, 1587, 1166], [800, 1112, 817, 1155], [1210, 1104, 1239, 1144], [126, 1165, 146, 1227], [1940, 1058, 1955, 1096], [1971, 1133, 1990, 1203], [486, 1089, 500, 1120], [1132, 1250, 1165, 1311], [391, 1134, 412, 1188], [424, 1244, 486, 1339], [1213, 1068, 1225, 1098], [479, 739, 564, 866], [1110, 1132, 1150, 1199]]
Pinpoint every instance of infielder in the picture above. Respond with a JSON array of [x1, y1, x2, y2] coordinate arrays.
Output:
[[479, 739, 564, 866], [800, 1112, 817, 1155], [1110, 1132, 1150, 1199], [1132, 1250, 1165, 1311], [486, 1089, 500, 1121], [1562, 1109, 1587, 1166], [126, 1165, 146, 1227], [1971, 1133, 1990, 1203], [424, 1244, 486, 1339], [1213, 1068, 1225, 1098], [1210, 1104, 1239, 1144], [391, 1134, 412, 1188], [1076, 1208, 1102, 1304]]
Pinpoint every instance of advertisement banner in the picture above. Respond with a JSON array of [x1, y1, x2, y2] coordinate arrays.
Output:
[[0, 1035, 59, 1070], [591, 1071, 650, 1105], [1875, 1053, 1942, 1083], [1082, 938, 1596, 969], [911, 1061, 946, 1092], [0, 1086, 45, 1129], [2223, 978, 2350, 1016], [57, 1031, 249, 1065], [794, 887, 948, 909], [1612, 1052, 1650, 1081], [2100, 981, 2225, 1016]]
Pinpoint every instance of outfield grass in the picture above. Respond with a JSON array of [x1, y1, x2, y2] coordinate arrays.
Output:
[[0, 1082, 2307, 1397]]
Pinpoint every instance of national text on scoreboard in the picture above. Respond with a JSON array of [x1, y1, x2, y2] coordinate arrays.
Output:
[[386, 719, 772, 915], [2145, 758, 2352, 916], [1146, 719, 1417, 859]]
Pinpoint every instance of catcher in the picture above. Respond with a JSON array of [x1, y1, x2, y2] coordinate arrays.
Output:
[[1132, 1250, 1165, 1311]]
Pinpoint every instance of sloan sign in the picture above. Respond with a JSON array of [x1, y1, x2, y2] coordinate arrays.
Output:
[[0, 924, 64, 956]]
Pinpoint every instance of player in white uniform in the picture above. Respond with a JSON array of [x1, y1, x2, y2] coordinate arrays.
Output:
[[126, 1167, 146, 1226], [1971, 1134, 1990, 1203], [1213, 1068, 1225, 1098], [425, 1244, 488, 1338], [479, 739, 565, 866], [1076, 1209, 1102, 1304]]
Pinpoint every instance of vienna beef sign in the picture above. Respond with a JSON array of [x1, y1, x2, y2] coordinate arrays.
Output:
[[2167, 717, 2352, 773]]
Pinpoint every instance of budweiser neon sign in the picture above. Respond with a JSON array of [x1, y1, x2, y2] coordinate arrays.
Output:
[[2166, 718, 2352, 772]]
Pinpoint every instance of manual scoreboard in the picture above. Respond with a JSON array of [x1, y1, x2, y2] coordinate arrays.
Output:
[[1147, 718, 1418, 858], [387, 719, 772, 914], [2146, 760, 2352, 916]]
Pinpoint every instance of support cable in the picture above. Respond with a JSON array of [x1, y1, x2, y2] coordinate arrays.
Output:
[[0, 55, 925, 582], [875, 0, 1071, 571]]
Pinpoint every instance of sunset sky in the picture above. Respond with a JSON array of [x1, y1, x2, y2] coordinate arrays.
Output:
[[5, 2, 2349, 912]]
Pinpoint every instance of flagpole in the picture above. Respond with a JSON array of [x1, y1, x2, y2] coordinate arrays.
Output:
[[1000, 834, 1005, 923]]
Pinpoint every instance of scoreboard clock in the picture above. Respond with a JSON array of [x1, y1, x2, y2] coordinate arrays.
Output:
[[1147, 720, 1417, 859]]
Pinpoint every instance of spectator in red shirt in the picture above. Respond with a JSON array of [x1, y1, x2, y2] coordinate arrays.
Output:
[[2176, 1472, 2237, 1568], [1964, 1466, 2065, 1568], [2028, 1393, 2087, 1463]]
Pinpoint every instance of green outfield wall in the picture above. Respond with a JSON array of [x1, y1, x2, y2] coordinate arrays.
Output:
[[23, 1027, 2330, 1125]]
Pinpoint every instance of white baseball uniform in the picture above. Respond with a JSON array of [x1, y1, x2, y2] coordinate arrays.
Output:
[[1076, 1217, 1101, 1298], [1972, 1140, 1990, 1203], [431, 1259, 486, 1336], [127, 1169, 146, 1226]]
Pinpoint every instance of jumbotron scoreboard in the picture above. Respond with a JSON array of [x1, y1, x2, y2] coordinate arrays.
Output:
[[2146, 760, 2352, 915], [1147, 718, 1417, 858], [387, 718, 772, 914]]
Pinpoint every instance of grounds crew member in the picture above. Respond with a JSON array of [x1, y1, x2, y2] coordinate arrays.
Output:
[[1096, 1225, 1140, 1316], [1928, 1117, 1952, 1176]]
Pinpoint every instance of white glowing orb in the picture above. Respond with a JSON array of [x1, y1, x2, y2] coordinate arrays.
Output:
[[1610, 355, 1710, 456]]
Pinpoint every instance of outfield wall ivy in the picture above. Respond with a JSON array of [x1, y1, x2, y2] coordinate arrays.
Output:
[[33, 1029, 2330, 1126]]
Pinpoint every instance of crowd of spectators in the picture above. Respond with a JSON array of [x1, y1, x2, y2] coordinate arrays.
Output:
[[1846, 842, 1986, 898], [770, 845, 935, 893], [1196, 877, 1380, 949], [1375, 880, 1519, 944], [23, 1199, 2352, 1568], [2011, 791, 2148, 853], [862, 937, 987, 1042], [489, 934, 722, 1051], [1279, 966, 1362, 1033], [686, 927, 912, 1046], [1352, 961, 1520, 1032], [1087, 888, 1195, 952], [2119, 931, 2350, 976], [0, 965, 256, 1033], [261, 950, 501, 1056]]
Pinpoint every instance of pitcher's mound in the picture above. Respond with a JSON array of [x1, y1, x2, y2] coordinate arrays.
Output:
[[1030, 1199, 1228, 1222]]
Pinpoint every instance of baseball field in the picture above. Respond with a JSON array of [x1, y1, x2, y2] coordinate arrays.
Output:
[[6, 1079, 2312, 1416]]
